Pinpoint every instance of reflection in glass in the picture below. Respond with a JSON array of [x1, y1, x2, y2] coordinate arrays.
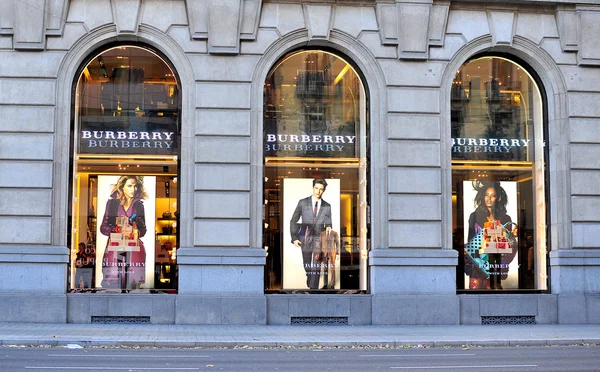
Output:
[[451, 57, 547, 291], [263, 51, 369, 293], [69, 46, 180, 293]]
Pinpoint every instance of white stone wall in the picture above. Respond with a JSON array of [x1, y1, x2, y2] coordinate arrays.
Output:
[[0, 0, 598, 322]]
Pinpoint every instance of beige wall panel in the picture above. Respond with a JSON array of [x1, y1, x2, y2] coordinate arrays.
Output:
[[0, 217, 51, 244], [428, 2, 449, 46], [570, 144, 600, 170], [0, 1, 14, 30], [488, 11, 514, 45], [358, 32, 397, 59], [240, 0, 261, 40], [447, 10, 489, 42], [304, 4, 331, 40], [260, 3, 305, 37], [112, 0, 141, 33], [196, 109, 250, 136], [333, 6, 378, 38], [195, 191, 249, 218], [540, 38, 578, 66], [189, 55, 259, 82], [46, 23, 88, 51], [0, 36, 12, 50], [241, 28, 280, 55], [579, 10, 600, 65], [194, 219, 249, 246], [0, 189, 52, 216], [141, 0, 187, 32], [0, 161, 52, 188], [379, 60, 445, 87], [14, 0, 45, 49], [389, 221, 441, 248], [570, 118, 600, 144], [196, 82, 250, 109], [515, 13, 558, 45], [194, 164, 250, 191], [429, 34, 465, 61], [572, 223, 600, 248], [387, 87, 440, 113], [0, 52, 65, 78], [397, 3, 429, 57], [572, 196, 600, 222], [168, 26, 208, 54], [194, 136, 250, 164], [46, 0, 69, 34], [0, 134, 54, 160], [207, 0, 241, 53], [388, 140, 440, 167], [568, 92, 600, 117], [389, 195, 441, 221], [0, 79, 55, 105], [66, 0, 113, 31], [572, 171, 600, 195], [388, 114, 440, 140], [0, 106, 54, 132], [388, 167, 441, 194], [560, 66, 600, 92]]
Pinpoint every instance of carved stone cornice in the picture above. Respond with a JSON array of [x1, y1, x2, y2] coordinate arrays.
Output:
[[376, 0, 449, 60], [187, 0, 262, 54], [1, 0, 70, 50]]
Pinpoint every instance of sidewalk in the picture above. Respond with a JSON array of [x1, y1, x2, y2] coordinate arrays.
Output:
[[0, 323, 599, 348]]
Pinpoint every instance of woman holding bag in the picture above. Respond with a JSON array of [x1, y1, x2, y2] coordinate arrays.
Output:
[[100, 175, 148, 289], [465, 181, 517, 290]]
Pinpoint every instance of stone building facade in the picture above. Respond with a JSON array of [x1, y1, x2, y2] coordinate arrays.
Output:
[[0, 0, 599, 325]]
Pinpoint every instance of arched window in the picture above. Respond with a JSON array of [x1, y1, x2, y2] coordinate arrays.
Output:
[[69, 45, 181, 293], [263, 50, 369, 293], [451, 56, 548, 291]]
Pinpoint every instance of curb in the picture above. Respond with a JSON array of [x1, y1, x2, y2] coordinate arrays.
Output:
[[1, 339, 599, 348]]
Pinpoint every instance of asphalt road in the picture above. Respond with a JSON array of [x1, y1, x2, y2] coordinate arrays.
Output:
[[1, 345, 599, 371]]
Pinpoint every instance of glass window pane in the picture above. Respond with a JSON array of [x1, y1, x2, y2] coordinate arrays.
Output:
[[451, 57, 548, 291], [264, 51, 369, 292], [70, 46, 180, 293]]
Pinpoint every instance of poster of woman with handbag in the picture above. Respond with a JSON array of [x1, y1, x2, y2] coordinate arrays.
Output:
[[463, 180, 518, 290], [96, 175, 156, 290]]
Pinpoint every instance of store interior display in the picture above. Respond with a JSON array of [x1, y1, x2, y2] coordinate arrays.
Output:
[[451, 57, 547, 291], [69, 46, 181, 293], [263, 50, 369, 293]]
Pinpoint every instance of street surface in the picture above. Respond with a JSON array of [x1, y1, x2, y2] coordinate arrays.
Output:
[[1, 345, 599, 371]]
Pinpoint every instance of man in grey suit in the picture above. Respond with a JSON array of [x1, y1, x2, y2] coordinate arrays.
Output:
[[290, 178, 332, 289]]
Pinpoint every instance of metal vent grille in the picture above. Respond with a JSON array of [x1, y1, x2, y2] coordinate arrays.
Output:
[[481, 315, 536, 325], [291, 316, 349, 325], [91, 316, 151, 324]]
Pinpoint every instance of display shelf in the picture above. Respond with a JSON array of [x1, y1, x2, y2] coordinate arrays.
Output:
[[156, 233, 176, 237]]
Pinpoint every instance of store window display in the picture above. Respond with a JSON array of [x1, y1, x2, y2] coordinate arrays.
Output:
[[69, 45, 181, 293], [99, 175, 149, 289], [451, 56, 548, 291], [263, 50, 369, 293]]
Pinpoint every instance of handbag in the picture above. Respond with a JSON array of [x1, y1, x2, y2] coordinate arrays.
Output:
[[464, 221, 517, 277]]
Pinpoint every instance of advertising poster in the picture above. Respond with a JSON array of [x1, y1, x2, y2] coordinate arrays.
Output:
[[462, 181, 518, 289], [96, 175, 156, 289], [283, 178, 340, 289]]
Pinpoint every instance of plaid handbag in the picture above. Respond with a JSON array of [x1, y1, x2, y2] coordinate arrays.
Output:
[[464, 221, 517, 278]]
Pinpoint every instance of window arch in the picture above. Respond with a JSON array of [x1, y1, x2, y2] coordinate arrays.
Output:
[[451, 56, 548, 291], [263, 50, 369, 293], [69, 45, 181, 293]]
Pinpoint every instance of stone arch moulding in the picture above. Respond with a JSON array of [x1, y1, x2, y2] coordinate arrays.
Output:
[[52, 25, 195, 249], [249, 29, 389, 252], [439, 35, 572, 257]]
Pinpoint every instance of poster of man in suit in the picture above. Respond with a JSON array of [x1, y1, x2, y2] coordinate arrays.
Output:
[[283, 178, 340, 289]]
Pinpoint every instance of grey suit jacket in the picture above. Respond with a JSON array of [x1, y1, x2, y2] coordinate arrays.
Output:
[[290, 196, 332, 244]]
